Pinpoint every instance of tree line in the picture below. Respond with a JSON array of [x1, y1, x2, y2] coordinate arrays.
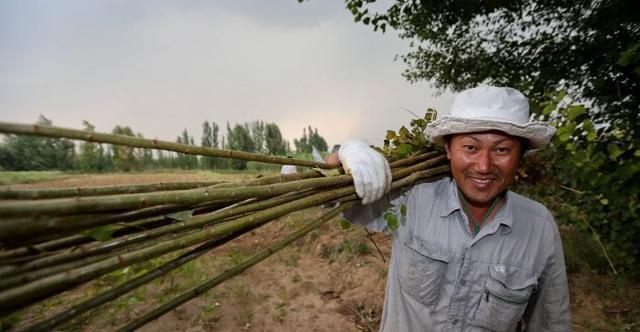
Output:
[[0, 116, 329, 172]]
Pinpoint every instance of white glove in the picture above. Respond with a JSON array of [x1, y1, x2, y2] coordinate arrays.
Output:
[[338, 139, 392, 204]]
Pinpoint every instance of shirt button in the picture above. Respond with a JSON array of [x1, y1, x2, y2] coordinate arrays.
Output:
[[460, 280, 466, 286]]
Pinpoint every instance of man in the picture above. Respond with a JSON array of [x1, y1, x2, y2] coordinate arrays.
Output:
[[331, 86, 571, 331]]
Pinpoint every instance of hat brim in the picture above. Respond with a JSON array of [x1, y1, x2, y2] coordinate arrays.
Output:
[[425, 117, 556, 152]]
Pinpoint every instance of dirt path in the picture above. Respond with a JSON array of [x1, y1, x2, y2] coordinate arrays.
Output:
[[5, 172, 639, 331]]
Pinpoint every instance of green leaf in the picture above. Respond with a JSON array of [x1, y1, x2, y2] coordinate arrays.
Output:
[[608, 144, 623, 160], [564, 142, 575, 151], [586, 130, 597, 142], [556, 123, 576, 142], [400, 204, 407, 217], [600, 198, 609, 205], [397, 143, 414, 158], [398, 126, 410, 138], [558, 130, 572, 143], [410, 118, 427, 128], [83, 225, 119, 242], [108, 267, 131, 278], [339, 219, 351, 230], [566, 105, 585, 120], [385, 130, 397, 140], [127, 296, 142, 305], [555, 91, 568, 102], [617, 42, 640, 66], [166, 210, 194, 222], [383, 212, 399, 231], [543, 104, 555, 115]]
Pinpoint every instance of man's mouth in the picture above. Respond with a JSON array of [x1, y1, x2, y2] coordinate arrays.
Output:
[[466, 175, 499, 187]]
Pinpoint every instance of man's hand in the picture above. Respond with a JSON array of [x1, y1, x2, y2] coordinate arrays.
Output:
[[337, 140, 392, 204]]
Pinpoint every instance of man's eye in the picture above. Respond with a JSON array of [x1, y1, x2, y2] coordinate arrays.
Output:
[[463, 145, 476, 151], [496, 147, 510, 154]]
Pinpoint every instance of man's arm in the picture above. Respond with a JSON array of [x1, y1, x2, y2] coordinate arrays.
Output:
[[524, 225, 572, 331], [325, 143, 399, 232], [343, 188, 406, 232]]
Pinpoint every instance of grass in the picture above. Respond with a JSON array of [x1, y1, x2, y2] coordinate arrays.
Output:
[[569, 270, 640, 331], [278, 251, 300, 268], [272, 301, 288, 323], [0, 171, 69, 185], [321, 237, 371, 263], [0, 312, 22, 331]]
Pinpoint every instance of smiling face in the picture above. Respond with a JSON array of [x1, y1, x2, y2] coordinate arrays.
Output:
[[445, 131, 523, 207]]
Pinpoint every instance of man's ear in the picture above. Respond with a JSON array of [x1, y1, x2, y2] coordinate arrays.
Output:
[[444, 142, 451, 160]]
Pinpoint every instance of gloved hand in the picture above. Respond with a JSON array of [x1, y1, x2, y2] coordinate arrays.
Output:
[[338, 139, 392, 204]]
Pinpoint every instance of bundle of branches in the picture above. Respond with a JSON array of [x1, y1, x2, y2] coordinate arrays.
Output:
[[0, 116, 448, 331]]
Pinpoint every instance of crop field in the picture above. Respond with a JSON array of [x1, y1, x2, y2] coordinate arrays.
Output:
[[2, 171, 639, 332]]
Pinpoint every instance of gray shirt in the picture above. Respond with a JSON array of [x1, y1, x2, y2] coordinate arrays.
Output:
[[345, 177, 571, 332]]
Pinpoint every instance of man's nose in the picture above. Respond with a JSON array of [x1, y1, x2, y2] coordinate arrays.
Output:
[[474, 150, 493, 173]]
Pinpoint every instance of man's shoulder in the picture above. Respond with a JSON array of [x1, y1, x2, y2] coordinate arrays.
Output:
[[508, 191, 556, 228], [410, 177, 452, 196]]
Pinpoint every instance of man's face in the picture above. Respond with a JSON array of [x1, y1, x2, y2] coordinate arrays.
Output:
[[445, 131, 522, 206]]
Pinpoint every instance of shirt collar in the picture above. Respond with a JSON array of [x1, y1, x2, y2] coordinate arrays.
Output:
[[439, 178, 514, 230], [440, 177, 462, 218]]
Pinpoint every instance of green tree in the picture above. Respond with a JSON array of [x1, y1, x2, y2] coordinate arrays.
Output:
[[264, 123, 288, 156], [250, 120, 266, 154], [293, 127, 307, 154], [135, 133, 154, 170], [111, 125, 137, 172], [77, 120, 106, 172], [0, 116, 75, 171], [308, 126, 328, 152], [200, 121, 221, 169], [293, 126, 328, 153], [523, 94, 640, 275], [175, 129, 198, 169], [212, 122, 219, 149], [201, 121, 215, 169], [226, 122, 255, 170], [341, 0, 640, 275], [343, 0, 639, 131]]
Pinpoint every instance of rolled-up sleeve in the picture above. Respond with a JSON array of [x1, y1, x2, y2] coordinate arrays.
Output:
[[343, 188, 406, 233], [525, 222, 572, 331]]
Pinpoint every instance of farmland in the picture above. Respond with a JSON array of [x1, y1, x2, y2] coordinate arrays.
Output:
[[1, 171, 639, 331]]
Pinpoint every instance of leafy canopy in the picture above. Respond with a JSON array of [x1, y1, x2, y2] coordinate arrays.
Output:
[[342, 0, 639, 132], [332, 0, 640, 275]]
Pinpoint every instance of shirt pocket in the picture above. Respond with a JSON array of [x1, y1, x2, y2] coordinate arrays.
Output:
[[396, 234, 452, 309], [474, 264, 538, 332]]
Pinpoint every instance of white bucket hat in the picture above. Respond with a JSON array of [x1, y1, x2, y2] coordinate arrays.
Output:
[[425, 85, 556, 151]]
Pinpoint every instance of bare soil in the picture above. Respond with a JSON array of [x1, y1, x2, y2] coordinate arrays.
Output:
[[5, 172, 640, 332]]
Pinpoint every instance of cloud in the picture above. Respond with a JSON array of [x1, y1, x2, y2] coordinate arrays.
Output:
[[0, 1, 453, 148]]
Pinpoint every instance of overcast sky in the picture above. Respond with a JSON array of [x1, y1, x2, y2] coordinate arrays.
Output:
[[0, 0, 454, 148]]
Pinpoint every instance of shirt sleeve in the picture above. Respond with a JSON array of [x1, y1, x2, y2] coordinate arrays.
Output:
[[524, 218, 572, 331], [342, 188, 407, 233]]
